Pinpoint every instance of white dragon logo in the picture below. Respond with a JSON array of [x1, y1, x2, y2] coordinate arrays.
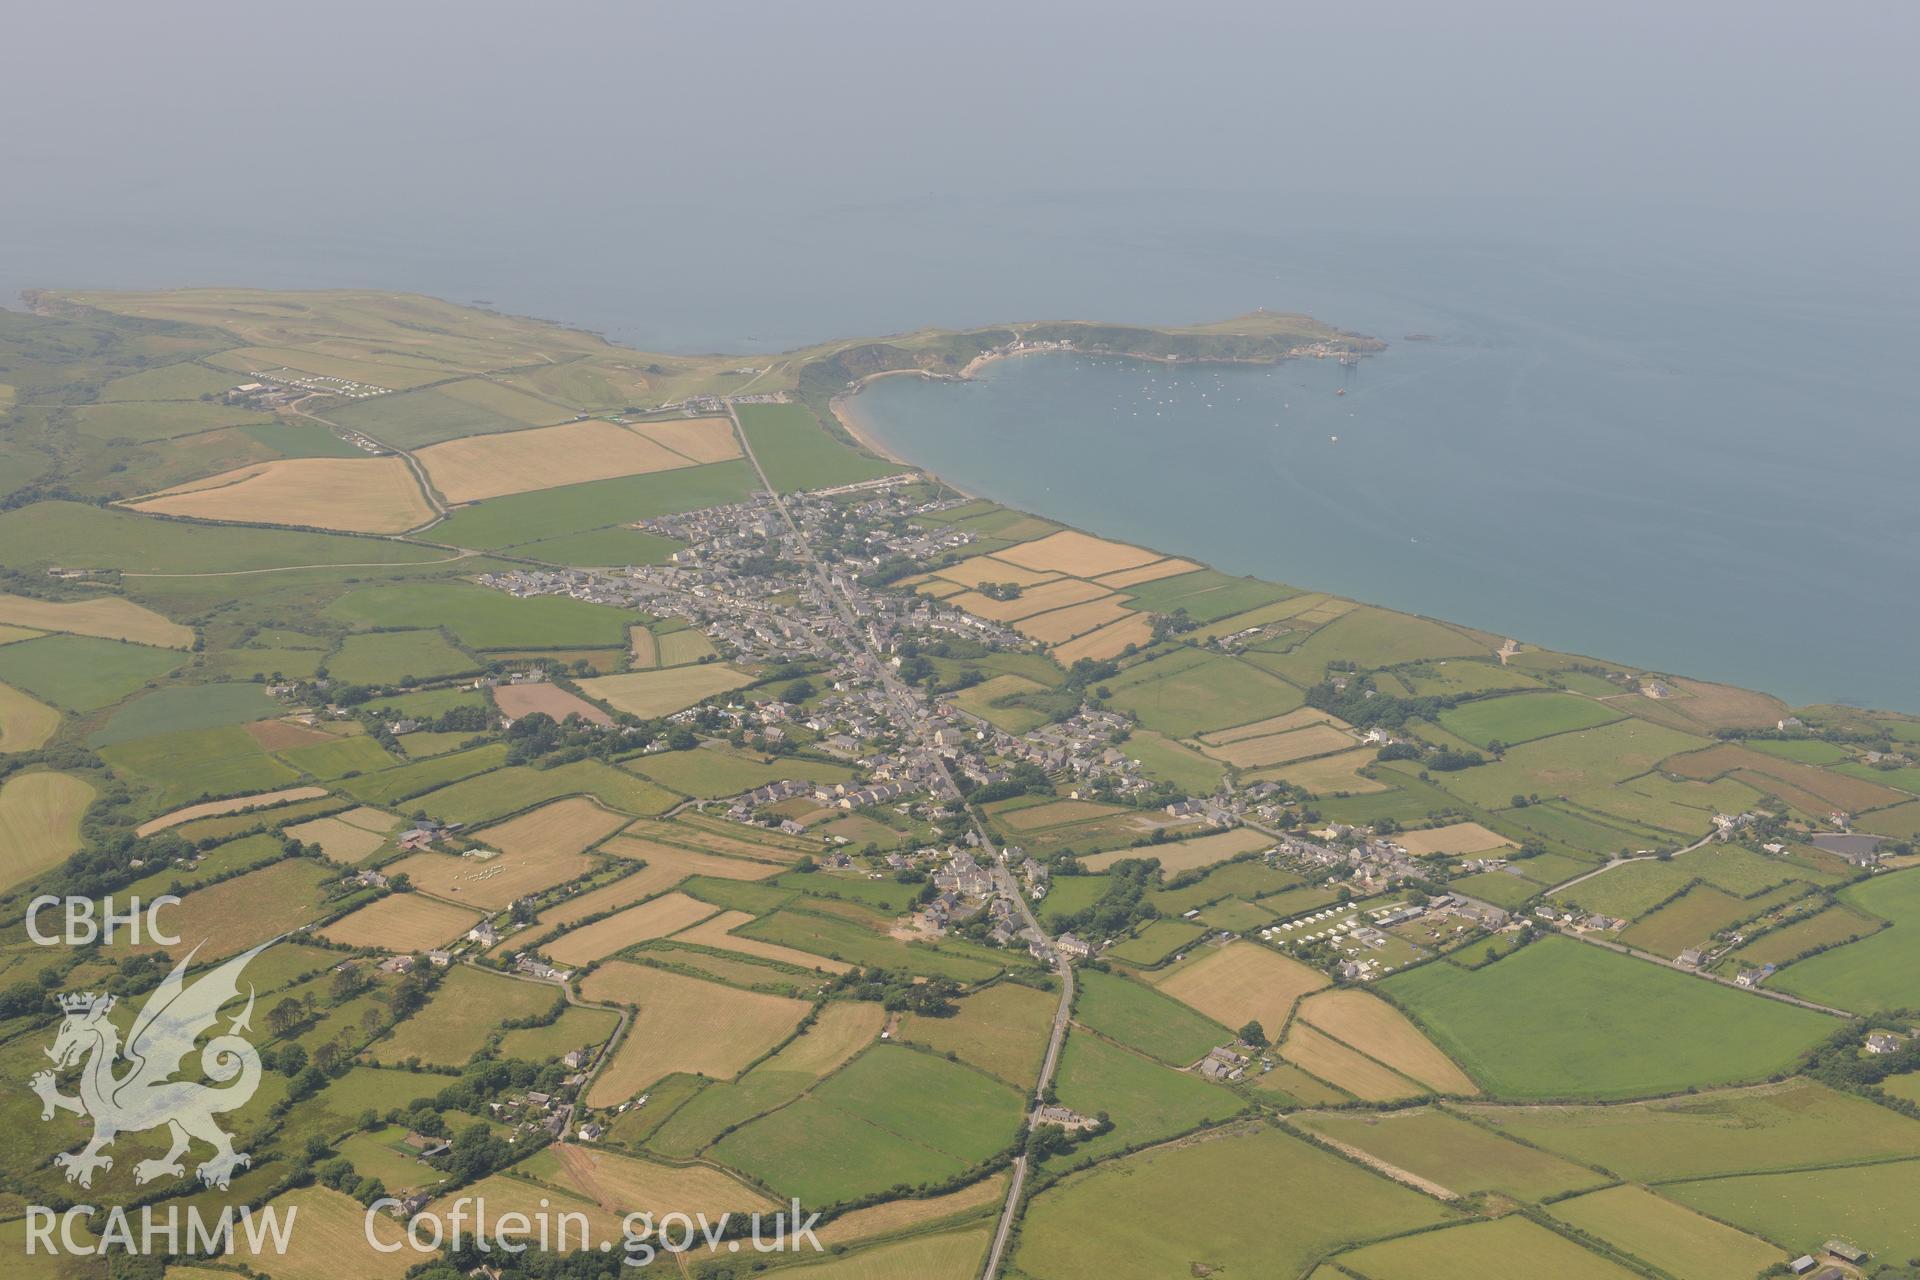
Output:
[[31, 940, 273, 1190]]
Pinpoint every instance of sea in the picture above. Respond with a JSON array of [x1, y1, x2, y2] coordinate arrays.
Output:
[[3, 4, 1915, 709]]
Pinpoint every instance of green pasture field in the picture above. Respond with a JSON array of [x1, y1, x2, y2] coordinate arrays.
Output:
[[326, 581, 635, 650], [1468, 1079, 1920, 1180], [0, 500, 443, 573], [1554, 844, 1825, 920], [1551, 797, 1689, 845], [73, 399, 270, 441], [1073, 968, 1229, 1066], [1745, 737, 1853, 766], [1256, 605, 1486, 685], [1149, 860, 1299, 915], [772, 868, 918, 913], [372, 966, 559, 1066], [1437, 691, 1622, 748], [1771, 867, 1920, 1012], [1506, 850, 1596, 885], [737, 403, 900, 492], [1333, 1214, 1638, 1280], [638, 944, 818, 996], [714, 1090, 967, 1205], [1198, 897, 1279, 932], [1427, 719, 1712, 810], [497, 1006, 621, 1062], [1395, 658, 1546, 697], [0, 633, 181, 710], [1833, 759, 1920, 794], [327, 630, 477, 685], [338, 742, 510, 805], [753, 1228, 989, 1280], [1038, 873, 1112, 922], [1446, 870, 1542, 910], [88, 681, 280, 745], [428, 460, 757, 549], [94, 359, 240, 401], [1380, 936, 1836, 1100], [678, 876, 799, 915], [1103, 649, 1305, 738], [1014, 1125, 1450, 1280], [1500, 799, 1671, 857], [1104, 918, 1206, 966], [280, 733, 400, 779], [100, 723, 301, 805], [237, 420, 369, 458], [900, 981, 1058, 1087], [510, 527, 681, 568], [1578, 773, 1765, 835], [1047, 1030, 1244, 1167], [362, 686, 486, 719], [414, 759, 676, 824], [1121, 729, 1226, 793], [951, 674, 1054, 733], [1253, 885, 1343, 920], [1548, 1184, 1784, 1280], [1726, 903, 1879, 970], [327, 384, 560, 448], [1119, 569, 1295, 623], [164, 794, 344, 845], [398, 730, 478, 757], [204, 645, 326, 680], [1665, 1156, 1920, 1265], [1619, 883, 1803, 958], [627, 744, 854, 798], [737, 909, 1004, 982], [1292, 1108, 1607, 1201], [712, 1047, 1019, 1204]]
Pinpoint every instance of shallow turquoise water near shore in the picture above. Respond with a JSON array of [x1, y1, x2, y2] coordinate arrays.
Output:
[[842, 276, 1920, 713]]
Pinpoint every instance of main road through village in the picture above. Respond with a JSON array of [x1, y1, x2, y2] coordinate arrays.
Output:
[[723, 403, 1073, 1279]]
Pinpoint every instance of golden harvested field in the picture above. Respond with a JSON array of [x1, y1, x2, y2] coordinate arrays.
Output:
[[626, 415, 741, 463], [320, 893, 480, 950], [579, 665, 755, 717], [995, 529, 1162, 577], [656, 628, 719, 665], [130, 456, 435, 533], [604, 825, 796, 866], [0, 591, 192, 648], [997, 798, 1130, 832], [130, 858, 334, 959], [339, 804, 402, 831], [542, 1142, 773, 1217], [134, 784, 329, 836], [0, 771, 95, 895], [1280, 1021, 1426, 1101], [1199, 707, 1343, 745], [1667, 742, 1905, 813], [1201, 723, 1357, 768], [1251, 748, 1388, 794], [1294, 989, 1477, 1094], [1153, 942, 1329, 1036], [0, 623, 43, 644], [818, 1173, 1008, 1247], [1050, 612, 1156, 663], [475, 796, 629, 858], [0, 681, 61, 752], [493, 682, 614, 726], [1015, 597, 1136, 644], [579, 961, 812, 1104], [415, 420, 698, 503], [932, 554, 1061, 589], [544, 891, 718, 965], [539, 846, 781, 930], [1094, 557, 1202, 588], [245, 717, 336, 750], [949, 577, 1111, 623], [225, 1186, 412, 1280], [388, 845, 595, 911], [917, 578, 969, 599], [1394, 821, 1516, 858], [628, 625, 658, 667], [284, 812, 396, 862], [1641, 677, 1789, 732], [671, 909, 853, 973], [664, 814, 818, 857], [1083, 826, 1269, 874]]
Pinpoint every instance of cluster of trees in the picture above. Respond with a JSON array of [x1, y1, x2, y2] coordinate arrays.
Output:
[[1045, 856, 1162, 938], [833, 968, 963, 1016], [963, 760, 1055, 805]]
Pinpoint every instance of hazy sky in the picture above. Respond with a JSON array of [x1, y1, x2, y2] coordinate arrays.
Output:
[[4, 1, 1915, 347]]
